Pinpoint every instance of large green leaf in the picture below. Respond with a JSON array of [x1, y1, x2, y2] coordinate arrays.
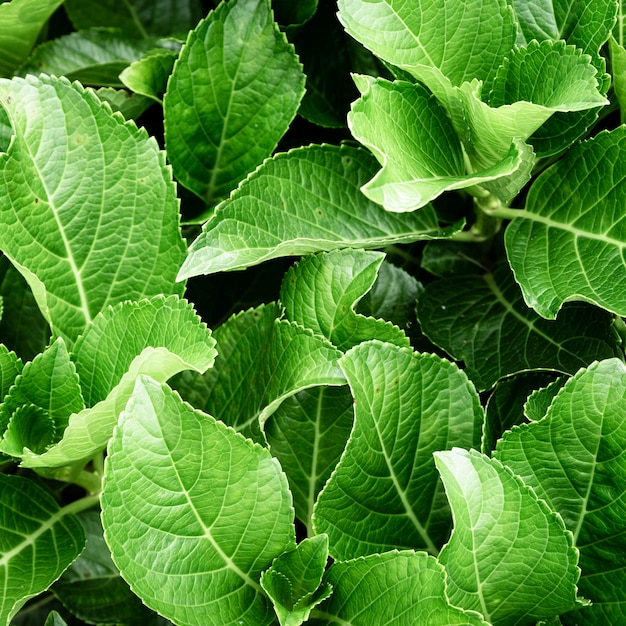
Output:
[[314, 340, 483, 559], [309, 551, 489, 625], [164, 0, 305, 205], [0, 0, 65, 77], [19, 295, 216, 469], [0, 474, 85, 625], [505, 126, 626, 319], [416, 264, 622, 390], [101, 376, 295, 626], [280, 249, 408, 351], [0, 75, 186, 345], [173, 302, 345, 441], [435, 448, 582, 625], [494, 359, 626, 624], [178, 144, 461, 278]]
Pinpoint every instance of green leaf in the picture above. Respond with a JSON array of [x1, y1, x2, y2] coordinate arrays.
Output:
[[265, 386, 354, 533], [0, 74, 186, 345], [272, 0, 317, 27], [494, 359, 626, 623], [94, 86, 153, 120], [178, 144, 461, 278], [337, 0, 516, 92], [120, 47, 179, 101], [0, 343, 22, 402], [173, 302, 345, 441], [416, 264, 622, 390], [0, 0, 65, 77], [43, 612, 67, 626], [19, 295, 216, 469], [101, 376, 295, 626], [609, 35, 626, 122], [505, 126, 626, 319], [434, 448, 582, 625], [524, 376, 568, 422], [63, 0, 202, 37], [18, 28, 166, 87], [164, 0, 305, 205], [261, 534, 332, 626], [0, 405, 54, 456], [280, 250, 409, 352], [348, 76, 531, 211], [309, 551, 489, 626], [0, 474, 85, 625], [314, 340, 483, 559]]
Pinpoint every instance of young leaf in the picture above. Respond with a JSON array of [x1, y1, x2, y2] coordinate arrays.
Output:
[[309, 551, 489, 625], [260, 534, 332, 626], [0, 0, 65, 77], [101, 376, 295, 626], [179, 144, 461, 278], [494, 359, 626, 623], [173, 302, 345, 441], [120, 47, 179, 101], [0, 74, 186, 345], [314, 340, 483, 559], [164, 0, 305, 205], [505, 126, 626, 319], [0, 474, 85, 625], [280, 250, 409, 351], [416, 264, 622, 390], [19, 295, 216, 469], [434, 448, 582, 625], [265, 386, 354, 533]]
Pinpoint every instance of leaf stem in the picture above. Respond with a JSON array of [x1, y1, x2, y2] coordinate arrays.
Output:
[[72, 470, 102, 496], [60, 493, 101, 517]]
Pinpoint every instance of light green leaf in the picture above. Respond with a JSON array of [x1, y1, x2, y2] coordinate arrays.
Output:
[[101, 376, 295, 626], [18, 28, 166, 87], [164, 0, 305, 205], [120, 47, 178, 101], [337, 0, 516, 93], [280, 250, 409, 351], [173, 302, 345, 441], [309, 551, 489, 626], [524, 376, 568, 422], [0, 343, 22, 402], [610, 35, 626, 122], [178, 144, 461, 278], [265, 386, 354, 533], [43, 611, 68, 626], [314, 340, 483, 559], [348, 76, 530, 211], [0, 474, 85, 625], [494, 359, 626, 624], [505, 126, 626, 319], [0, 0, 65, 77], [63, 0, 202, 37], [261, 534, 332, 626], [416, 264, 622, 390], [19, 295, 216, 469], [94, 86, 153, 120], [0, 404, 54, 456], [0, 74, 186, 345], [435, 448, 582, 625]]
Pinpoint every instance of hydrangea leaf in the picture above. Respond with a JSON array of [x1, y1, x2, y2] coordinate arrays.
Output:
[[93, 87, 153, 120], [524, 376, 568, 422], [179, 144, 462, 278], [101, 376, 295, 626], [505, 127, 626, 319], [44, 612, 67, 626], [0, 405, 55, 457], [0, 0, 65, 77], [19, 295, 216, 469], [0, 344, 22, 402], [0, 474, 85, 625], [313, 340, 483, 559], [0, 75, 186, 346], [260, 534, 332, 626], [164, 0, 305, 205], [434, 448, 582, 625], [495, 359, 626, 624], [309, 551, 489, 626], [173, 302, 345, 442], [272, 0, 318, 27], [265, 386, 354, 533], [280, 250, 409, 351], [416, 264, 622, 391], [120, 47, 179, 101]]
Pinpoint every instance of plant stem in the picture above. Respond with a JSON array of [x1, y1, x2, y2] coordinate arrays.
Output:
[[72, 470, 102, 495], [60, 493, 100, 517]]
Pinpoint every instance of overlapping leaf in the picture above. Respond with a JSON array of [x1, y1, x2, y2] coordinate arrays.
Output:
[[314, 340, 483, 559], [102, 377, 295, 626], [0, 74, 186, 345], [435, 448, 582, 625], [495, 359, 626, 623], [179, 144, 461, 278], [164, 0, 305, 205], [120, 47, 178, 101]]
